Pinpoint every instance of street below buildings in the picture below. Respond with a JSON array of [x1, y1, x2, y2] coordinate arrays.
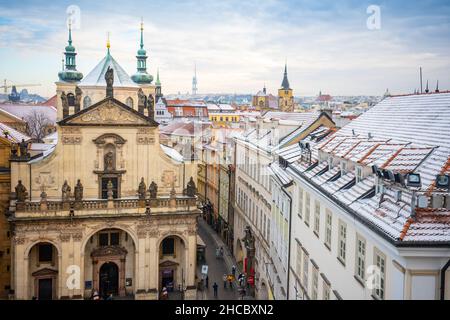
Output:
[[196, 218, 243, 300]]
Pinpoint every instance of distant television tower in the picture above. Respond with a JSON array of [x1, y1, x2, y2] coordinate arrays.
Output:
[[192, 63, 198, 95]]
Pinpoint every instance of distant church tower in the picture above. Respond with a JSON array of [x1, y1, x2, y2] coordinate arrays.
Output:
[[278, 63, 294, 112], [192, 64, 198, 95]]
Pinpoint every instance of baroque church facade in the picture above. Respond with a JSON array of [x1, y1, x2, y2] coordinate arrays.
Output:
[[8, 22, 200, 300]]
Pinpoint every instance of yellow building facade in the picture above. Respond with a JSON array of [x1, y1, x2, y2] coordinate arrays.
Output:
[[8, 23, 200, 300]]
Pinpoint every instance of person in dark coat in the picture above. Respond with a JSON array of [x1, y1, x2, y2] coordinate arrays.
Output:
[[213, 282, 218, 298], [205, 275, 209, 288]]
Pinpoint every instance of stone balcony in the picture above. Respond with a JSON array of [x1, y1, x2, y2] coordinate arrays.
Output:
[[13, 195, 199, 219]]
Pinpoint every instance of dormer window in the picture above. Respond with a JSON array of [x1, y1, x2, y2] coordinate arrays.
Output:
[[340, 161, 347, 175], [356, 166, 363, 183], [328, 156, 333, 169]]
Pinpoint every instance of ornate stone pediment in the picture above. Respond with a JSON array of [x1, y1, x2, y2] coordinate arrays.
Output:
[[58, 97, 158, 127], [32, 268, 58, 277], [159, 260, 179, 267], [91, 245, 128, 257]]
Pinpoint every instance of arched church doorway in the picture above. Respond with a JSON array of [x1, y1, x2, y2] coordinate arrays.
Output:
[[83, 228, 136, 299], [99, 262, 119, 298]]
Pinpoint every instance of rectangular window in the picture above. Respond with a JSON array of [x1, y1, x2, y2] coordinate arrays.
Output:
[[373, 249, 386, 300], [338, 220, 347, 265], [162, 237, 175, 255], [312, 266, 319, 300], [110, 232, 120, 246], [38, 244, 53, 263], [99, 233, 109, 246], [355, 235, 366, 282], [325, 210, 332, 249], [304, 192, 310, 226], [296, 242, 302, 276], [356, 166, 363, 183], [302, 252, 309, 287], [313, 200, 320, 236], [298, 187, 303, 219]]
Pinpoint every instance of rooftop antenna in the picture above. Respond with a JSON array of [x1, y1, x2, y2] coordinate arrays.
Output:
[[419, 67, 423, 94], [435, 80, 440, 93]]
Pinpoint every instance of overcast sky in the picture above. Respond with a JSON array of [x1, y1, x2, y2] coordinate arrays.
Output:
[[0, 0, 449, 98]]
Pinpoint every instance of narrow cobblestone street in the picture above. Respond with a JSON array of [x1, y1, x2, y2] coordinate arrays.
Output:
[[196, 218, 242, 300]]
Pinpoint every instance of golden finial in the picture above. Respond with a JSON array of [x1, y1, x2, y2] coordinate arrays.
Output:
[[141, 17, 144, 31], [106, 32, 110, 50]]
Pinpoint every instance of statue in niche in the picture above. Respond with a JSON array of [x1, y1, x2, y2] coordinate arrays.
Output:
[[15, 180, 28, 202], [74, 86, 82, 113], [138, 177, 147, 199], [148, 181, 158, 199], [138, 88, 146, 114], [147, 94, 154, 120], [74, 179, 83, 201], [186, 176, 197, 197], [61, 91, 69, 118], [62, 180, 71, 201], [105, 66, 114, 98], [104, 151, 115, 171]]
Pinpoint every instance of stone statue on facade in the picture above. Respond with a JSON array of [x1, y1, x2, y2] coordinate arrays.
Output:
[[138, 88, 147, 114], [149, 181, 158, 199], [138, 177, 147, 199], [74, 86, 82, 113], [147, 94, 154, 120], [74, 179, 83, 201], [107, 180, 114, 199], [243, 226, 255, 251], [15, 180, 28, 202], [104, 151, 114, 171], [61, 91, 69, 118], [186, 176, 197, 197], [62, 180, 71, 201], [105, 66, 114, 98], [19, 139, 29, 158]]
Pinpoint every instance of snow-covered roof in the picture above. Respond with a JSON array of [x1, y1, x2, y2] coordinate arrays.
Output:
[[0, 104, 57, 124], [0, 122, 31, 143], [276, 92, 450, 244], [160, 144, 184, 162], [80, 53, 138, 88]]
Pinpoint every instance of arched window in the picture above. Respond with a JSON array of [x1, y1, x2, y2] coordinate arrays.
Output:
[[83, 96, 92, 109], [67, 93, 75, 106], [126, 97, 134, 108]]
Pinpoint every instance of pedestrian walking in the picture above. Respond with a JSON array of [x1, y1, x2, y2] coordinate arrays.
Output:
[[213, 282, 218, 298], [227, 274, 234, 289], [231, 265, 236, 276], [205, 275, 209, 289], [223, 274, 228, 289]]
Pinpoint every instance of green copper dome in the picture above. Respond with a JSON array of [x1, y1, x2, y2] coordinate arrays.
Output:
[[58, 23, 83, 82], [131, 20, 152, 84]]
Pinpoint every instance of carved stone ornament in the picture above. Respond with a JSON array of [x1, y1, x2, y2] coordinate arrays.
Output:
[[91, 245, 127, 257]]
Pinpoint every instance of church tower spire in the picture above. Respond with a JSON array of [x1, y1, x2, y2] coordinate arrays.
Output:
[[155, 68, 162, 100], [131, 19, 153, 84], [278, 62, 294, 111], [58, 21, 83, 82], [192, 63, 198, 95]]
